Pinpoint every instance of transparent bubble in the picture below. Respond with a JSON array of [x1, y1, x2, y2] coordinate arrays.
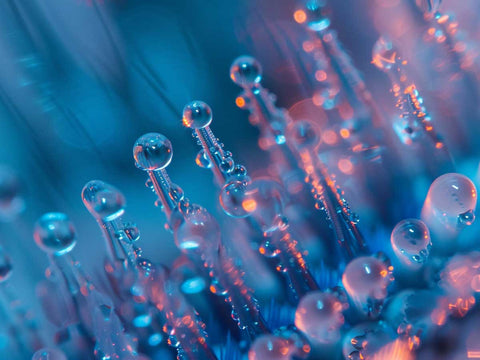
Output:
[[421, 173, 477, 233], [133, 133, 173, 171], [391, 219, 431, 266], [182, 101, 213, 129], [240, 178, 286, 234], [294, 291, 345, 344], [415, 0, 442, 14], [230, 56, 263, 87], [82, 180, 126, 221], [195, 149, 212, 169], [174, 205, 221, 253], [32, 348, 67, 360], [287, 119, 321, 150], [219, 180, 250, 218], [372, 37, 397, 72], [342, 256, 393, 316], [122, 222, 140, 242], [34, 213, 76, 255], [296, 1, 331, 31], [0, 167, 25, 221], [248, 334, 298, 360]]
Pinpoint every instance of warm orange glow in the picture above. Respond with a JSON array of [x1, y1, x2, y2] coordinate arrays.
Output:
[[338, 103, 354, 120], [235, 96, 245, 108], [242, 198, 257, 212], [435, 142, 444, 149], [294, 10, 307, 24], [468, 351, 480, 358], [340, 128, 350, 139]]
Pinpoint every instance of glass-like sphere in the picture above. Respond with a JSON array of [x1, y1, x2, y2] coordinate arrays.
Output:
[[391, 219, 431, 265], [34, 213, 76, 255], [415, 0, 442, 14], [295, 291, 345, 344], [174, 205, 221, 253], [287, 119, 320, 150], [295, 1, 331, 32], [219, 180, 250, 218], [32, 348, 67, 360], [133, 133, 173, 171], [372, 37, 397, 72], [248, 334, 297, 360], [82, 180, 126, 221], [182, 101, 213, 129], [342, 256, 392, 300], [230, 56, 263, 87], [422, 173, 477, 229]]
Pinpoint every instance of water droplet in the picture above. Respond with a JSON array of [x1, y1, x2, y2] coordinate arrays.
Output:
[[391, 219, 431, 266], [230, 56, 263, 87], [182, 101, 213, 129], [33, 213, 76, 255], [295, 291, 345, 344], [32, 348, 67, 360], [195, 149, 212, 169], [133, 133, 173, 171], [372, 37, 397, 72]]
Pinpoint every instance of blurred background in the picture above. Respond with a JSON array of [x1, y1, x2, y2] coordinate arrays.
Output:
[[0, 0, 479, 344]]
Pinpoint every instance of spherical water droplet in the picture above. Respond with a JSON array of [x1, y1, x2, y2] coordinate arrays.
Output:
[[287, 119, 320, 149], [342, 256, 393, 316], [32, 348, 67, 360], [248, 334, 298, 360], [82, 180, 126, 221], [174, 205, 220, 253], [220, 180, 250, 218], [296, 1, 331, 31], [182, 101, 213, 129], [123, 222, 140, 242], [391, 219, 431, 266], [34, 213, 76, 255], [458, 210, 475, 226], [133, 133, 173, 171], [421, 173, 477, 234], [372, 37, 397, 72], [195, 149, 212, 169], [415, 0, 442, 14], [295, 291, 345, 344], [230, 56, 263, 87]]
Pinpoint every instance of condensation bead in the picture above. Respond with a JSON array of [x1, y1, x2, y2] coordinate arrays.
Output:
[[240, 179, 287, 233], [174, 205, 221, 252], [82, 180, 126, 221], [220, 180, 250, 218], [230, 56, 263, 87], [294, 291, 345, 344], [287, 119, 321, 150], [33, 213, 77, 255], [342, 322, 396, 360], [342, 256, 393, 316], [195, 149, 212, 169], [372, 37, 397, 72], [182, 101, 213, 129], [32, 348, 67, 360], [248, 334, 298, 360], [391, 219, 431, 267], [421, 173, 477, 237], [133, 133, 173, 171], [297, 0, 331, 32]]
